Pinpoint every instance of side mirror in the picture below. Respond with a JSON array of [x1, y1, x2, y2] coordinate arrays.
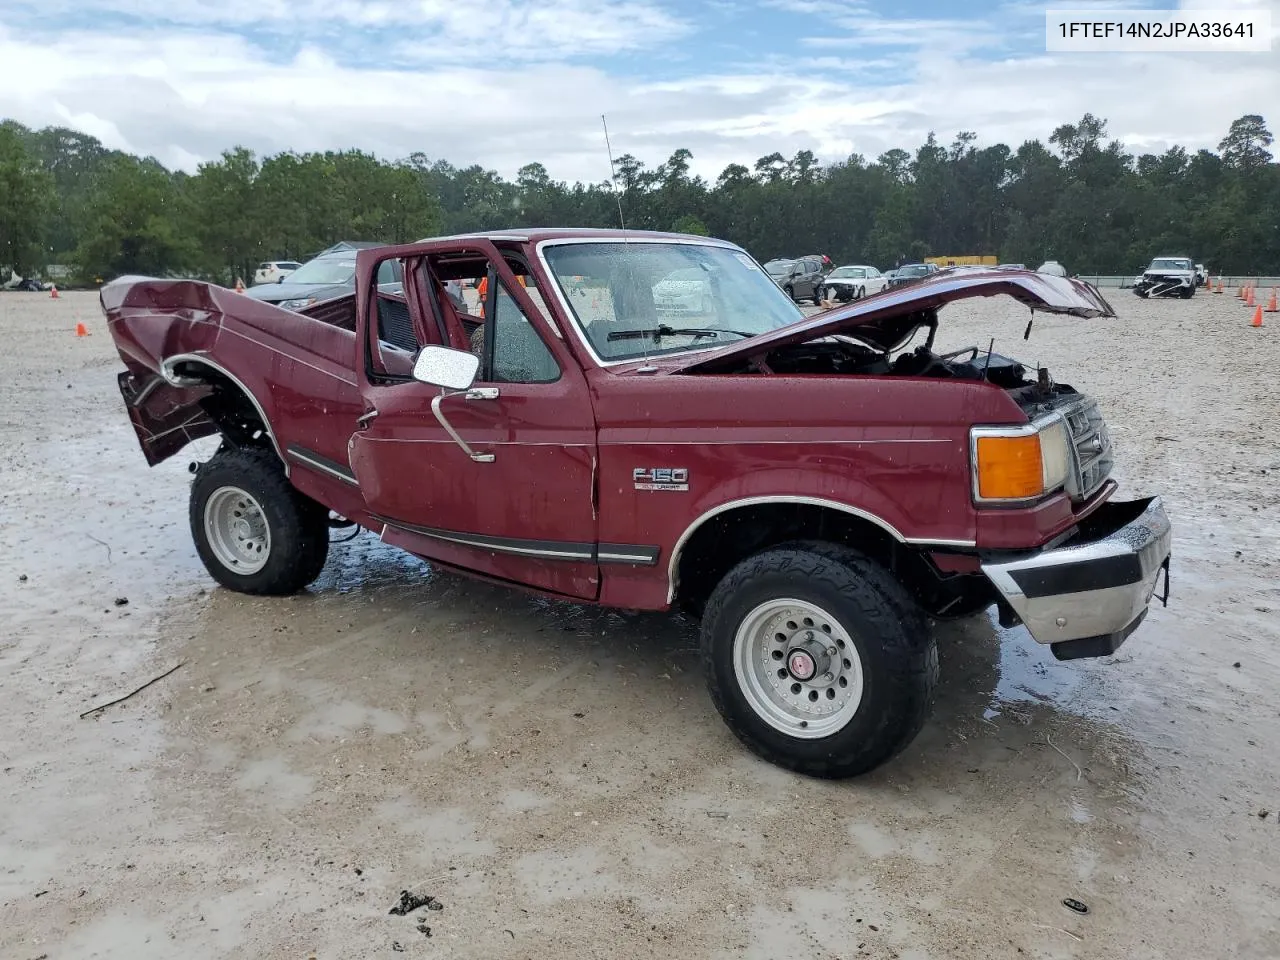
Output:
[[278, 276, 285, 283], [412, 344, 479, 391]]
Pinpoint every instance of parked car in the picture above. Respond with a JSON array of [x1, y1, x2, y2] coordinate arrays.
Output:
[[885, 263, 935, 289], [1194, 263, 1209, 286], [100, 227, 1170, 780], [1037, 260, 1068, 277], [253, 261, 304, 285], [2, 271, 49, 291], [764, 256, 827, 304], [652, 267, 712, 319], [1132, 256, 1198, 298], [243, 250, 403, 310], [823, 265, 889, 302]]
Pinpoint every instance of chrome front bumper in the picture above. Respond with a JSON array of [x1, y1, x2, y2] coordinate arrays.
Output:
[[981, 496, 1172, 661]]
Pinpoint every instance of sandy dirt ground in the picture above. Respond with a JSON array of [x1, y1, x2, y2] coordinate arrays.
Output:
[[1, 286, 1278, 960]]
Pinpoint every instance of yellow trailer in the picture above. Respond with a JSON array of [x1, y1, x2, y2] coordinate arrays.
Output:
[[925, 255, 997, 267]]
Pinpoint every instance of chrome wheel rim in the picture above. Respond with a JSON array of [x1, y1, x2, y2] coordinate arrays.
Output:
[[204, 486, 271, 574], [732, 598, 865, 739]]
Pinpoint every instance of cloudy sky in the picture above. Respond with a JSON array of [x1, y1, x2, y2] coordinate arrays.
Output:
[[1, 0, 1276, 182]]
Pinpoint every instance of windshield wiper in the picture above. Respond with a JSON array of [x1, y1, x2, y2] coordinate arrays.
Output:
[[606, 324, 755, 343]]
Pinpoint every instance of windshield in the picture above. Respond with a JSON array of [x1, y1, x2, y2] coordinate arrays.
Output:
[[764, 260, 793, 276], [285, 257, 357, 285], [828, 266, 863, 278], [899, 265, 929, 276], [543, 241, 804, 363], [1149, 259, 1191, 270]]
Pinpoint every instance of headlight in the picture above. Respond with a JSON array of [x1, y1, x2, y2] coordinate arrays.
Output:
[[277, 297, 315, 311], [971, 415, 1070, 502]]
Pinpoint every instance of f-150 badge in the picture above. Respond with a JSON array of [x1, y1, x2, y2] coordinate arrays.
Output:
[[634, 467, 689, 492]]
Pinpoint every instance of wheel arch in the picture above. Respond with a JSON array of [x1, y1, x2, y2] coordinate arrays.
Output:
[[159, 352, 285, 468], [668, 497, 919, 610]]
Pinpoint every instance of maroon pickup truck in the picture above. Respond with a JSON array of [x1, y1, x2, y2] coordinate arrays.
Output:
[[101, 229, 1171, 778]]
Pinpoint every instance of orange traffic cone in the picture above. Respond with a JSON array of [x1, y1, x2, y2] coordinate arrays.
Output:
[[1236, 283, 1246, 299], [234, 277, 245, 293], [1213, 278, 1223, 294], [50, 284, 60, 299], [1250, 305, 1263, 328], [1246, 286, 1256, 306], [75, 322, 88, 337], [1266, 288, 1278, 313]]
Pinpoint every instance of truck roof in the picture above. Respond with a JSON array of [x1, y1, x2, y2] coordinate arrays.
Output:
[[412, 227, 739, 246]]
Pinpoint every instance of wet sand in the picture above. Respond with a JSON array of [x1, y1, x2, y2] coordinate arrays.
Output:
[[1, 287, 1278, 959]]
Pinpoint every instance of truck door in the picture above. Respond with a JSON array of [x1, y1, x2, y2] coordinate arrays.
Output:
[[348, 244, 601, 601]]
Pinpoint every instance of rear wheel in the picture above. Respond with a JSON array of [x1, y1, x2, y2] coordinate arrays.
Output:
[[190, 446, 330, 595], [700, 542, 938, 779], [784, 284, 795, 301], [813, 285, 825, 305]]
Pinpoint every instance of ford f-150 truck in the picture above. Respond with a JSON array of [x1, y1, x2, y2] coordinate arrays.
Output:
[[100, 228, 1172, 778]]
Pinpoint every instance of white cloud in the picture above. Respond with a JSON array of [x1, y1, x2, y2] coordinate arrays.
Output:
[[0, 0, 1277, 185], [5, 0, 691, 60]]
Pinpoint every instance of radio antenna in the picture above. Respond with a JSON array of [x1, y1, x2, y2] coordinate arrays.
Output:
[[601, 114, 651, 372], [602, 114, 628, 233]]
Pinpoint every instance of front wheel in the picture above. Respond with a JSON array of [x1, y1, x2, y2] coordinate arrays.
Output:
[[700, 542, 938, 779], [190, 446, 331, 595], [784, 285, 795, 301]]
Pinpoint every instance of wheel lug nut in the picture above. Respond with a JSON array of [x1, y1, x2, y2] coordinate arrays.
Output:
[[823, 672, 833, 682], [827, 646, 837, 656]]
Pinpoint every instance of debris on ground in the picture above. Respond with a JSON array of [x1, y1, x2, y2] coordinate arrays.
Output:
[[78, 661, 186, 719], [389, 890, 442, 915], [392, 942, 404, 952], [18, 574, 27, 582], [114, 597, 129, 607], [1063, 897, 1090, 914], [1258, 810, 1270, 820], [416, 923, 432, 937]]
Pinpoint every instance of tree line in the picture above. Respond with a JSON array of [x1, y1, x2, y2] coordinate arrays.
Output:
[[0, 112, 1275, 285]]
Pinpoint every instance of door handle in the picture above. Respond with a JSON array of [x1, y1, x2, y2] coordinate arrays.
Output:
[[466, 387, 499, 401], [357, 409, 379, 428], [431, 393, 494, 463]]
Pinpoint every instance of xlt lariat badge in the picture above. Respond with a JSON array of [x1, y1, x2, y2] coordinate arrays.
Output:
[[634, 467, 689, 492]]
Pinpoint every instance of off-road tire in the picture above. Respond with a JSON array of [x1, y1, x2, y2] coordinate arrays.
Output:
[[189, 446, 330, 595], [700, 541, 938, 779], [1180, 285, 1195, 299]]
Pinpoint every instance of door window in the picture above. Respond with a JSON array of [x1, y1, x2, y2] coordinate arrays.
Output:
[[485, 280, 561, 384]]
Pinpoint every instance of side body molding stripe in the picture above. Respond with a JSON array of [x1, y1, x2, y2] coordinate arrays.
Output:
[[373, 516, 659, 566]]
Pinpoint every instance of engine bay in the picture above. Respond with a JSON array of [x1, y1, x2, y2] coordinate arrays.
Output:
[[719, 310, 1086, 415]]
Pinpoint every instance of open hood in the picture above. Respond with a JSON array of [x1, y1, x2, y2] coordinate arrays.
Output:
[[673, 268, 1116, 373]]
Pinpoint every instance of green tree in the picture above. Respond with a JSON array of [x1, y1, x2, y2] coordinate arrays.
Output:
[[671, 214, 709, 235], [1218, 114, 1273, 170], [0, 123, 54, 276], [74, 155, 197, 281]]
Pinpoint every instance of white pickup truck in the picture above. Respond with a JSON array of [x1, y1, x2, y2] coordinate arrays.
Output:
[[1132, 257, 1198, 299]]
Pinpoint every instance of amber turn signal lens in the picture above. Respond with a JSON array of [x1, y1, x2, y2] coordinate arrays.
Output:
[[975, 434, 1044, 500]]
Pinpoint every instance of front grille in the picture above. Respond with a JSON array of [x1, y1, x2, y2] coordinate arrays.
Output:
[[1062, 399, 1113, 501]]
